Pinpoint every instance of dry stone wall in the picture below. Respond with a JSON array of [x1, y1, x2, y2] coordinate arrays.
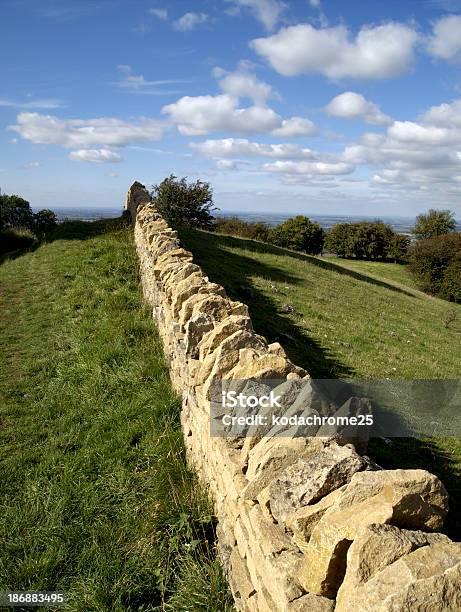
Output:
[[126, 182, 461, 611]]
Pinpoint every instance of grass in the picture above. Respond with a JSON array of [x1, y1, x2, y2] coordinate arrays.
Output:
[[0, 218, 232, 611], [179, 229, 461, 540]]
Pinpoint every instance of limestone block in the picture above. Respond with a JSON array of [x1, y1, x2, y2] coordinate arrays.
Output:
[[336, 542, 461, 612], [297, 469, 449, 597], [286, 485, 347, 552], [198, 315, 253, 361], [244, 436, 332, 500], [336, 523, 451, 609], [287, 594, 335, 612], [269, 444, 368, 523]]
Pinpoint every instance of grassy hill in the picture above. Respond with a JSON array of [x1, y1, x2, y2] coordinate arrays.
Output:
[[0, 219, 231, 611], [180, 228, 461, 539]]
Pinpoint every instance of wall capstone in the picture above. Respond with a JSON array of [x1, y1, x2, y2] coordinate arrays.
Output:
[[125, 183, 460, 611]]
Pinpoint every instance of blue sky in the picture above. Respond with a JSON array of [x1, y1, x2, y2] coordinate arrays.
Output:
[[1, 0, 461, 217]]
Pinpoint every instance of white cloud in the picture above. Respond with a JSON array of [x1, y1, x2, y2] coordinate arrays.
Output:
[[272, 116, 316, 136], [115, 65, 188, 95], [325, 91, 393, 126], [162, 94, 281, 135], [388, 121, 461, 145], [216, 159, 236, 170], [0, 97, 64, 109], [263, 160, 354, 175], [164, 66, 315, 137], [69, 149, 122, 163], [9, 112, 166, 148], [228, 0, 286, 31], [190, 138, 315, 158], [251, 22, 418, 79], [173, 12, 208, 31], [421, 99, 461, 127], [308, 0, 321, 6], [149, 8, 168, 20], [428, 15, 461, 61], [213, 66, 276, 105]]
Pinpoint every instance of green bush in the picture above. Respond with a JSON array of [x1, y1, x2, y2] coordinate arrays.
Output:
[[269, 215, 325, 255], [151, 175, 216, 229], [412, 209, 456, 240], [34, 209, 58, 236], [0, 227, 39, 255], [409, 233, 461, 297], [325, 221, 406, 260], [0, 194, 34, 230], [441, 255, 461, 303], [215, 217, 270, 242]]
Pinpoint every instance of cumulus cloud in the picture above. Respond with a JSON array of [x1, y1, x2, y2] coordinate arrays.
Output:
[[271, 116, 316, 136], [162, 94, 281, 135], [228, 0, 286, 31], [337, 97, 461, 197], [251, 22, 418, 79], [69, 149, 122, 163], [149, 8, 168, 20], [428, 15, 461, 61], [190, 138, 315, 159], [325, 91, 393, 126], [8, 112, 166, 148], [164, 66, 315, 137], [173, 12, 208, 31], [212, 65, 276, 105]]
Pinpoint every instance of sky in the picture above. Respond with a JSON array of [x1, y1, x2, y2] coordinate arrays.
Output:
[[1, 0, 461, 218]]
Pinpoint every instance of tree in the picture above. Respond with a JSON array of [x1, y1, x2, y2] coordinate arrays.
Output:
[[385, 233, 410, 263], [325, 221, 399, 260], [409, 233, 461, 296], [269, 216, 325, 255], [34, 209, 58, 235], [151, 175, 216, 229], [0, 194, 34, 230], [412, 209, 456, 240]]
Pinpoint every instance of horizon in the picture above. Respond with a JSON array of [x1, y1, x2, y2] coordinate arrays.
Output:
[[2, 0, 461, 217]]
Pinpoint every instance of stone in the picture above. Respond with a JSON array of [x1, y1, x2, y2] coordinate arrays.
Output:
[[198, 315, 253, 361], [170, 273, 209, 317], [269, 444, 368, 523], [335, 542, 461, 612], [184, 314, 214, 357], [287, 594, 335, 612], [227, 347, 307, 380], [286, 485, 347, 552], [244, 436, 333, 500], [297, 469, 449, 597], [336, 523, 451, 609], [316, 396, 373, 453]]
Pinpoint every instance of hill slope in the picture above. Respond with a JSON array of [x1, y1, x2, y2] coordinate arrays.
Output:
[[0, 219, 231, 611], [180, 228, 461, 539]]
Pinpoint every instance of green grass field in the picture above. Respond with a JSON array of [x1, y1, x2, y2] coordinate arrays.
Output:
[[0, 219, 232, 611], [180, 229, 461, 539]]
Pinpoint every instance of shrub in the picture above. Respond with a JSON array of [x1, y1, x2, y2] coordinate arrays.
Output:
[[409, 233, 461, 297], [325, 221, 404, 260], [412, 209, 456, 240], [215, 217, 270, 242], [0, 227, 39, 255], [268, 216, 325, 255], [151, 175, 216, 229], [440, 254, 461, 303], [0, 194, 34, 231], [34, 209, 58, 236], [385, 234, 411, 263]]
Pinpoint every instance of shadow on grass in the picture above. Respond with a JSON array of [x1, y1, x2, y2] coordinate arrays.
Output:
[[179, 228, 353, 378], [212, 231, 418, 299]]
